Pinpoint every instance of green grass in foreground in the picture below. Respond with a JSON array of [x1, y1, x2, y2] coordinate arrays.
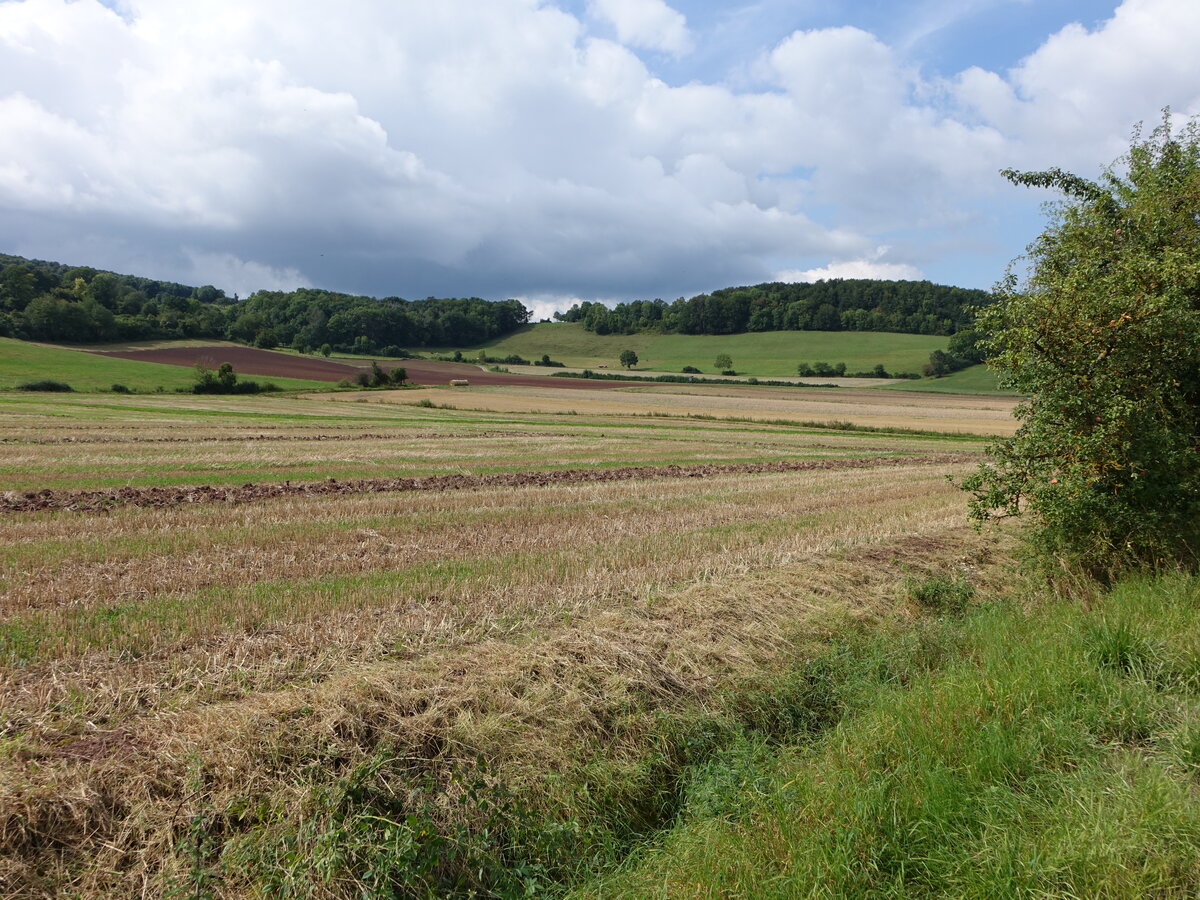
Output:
[[0, 338, 332, 392], [438, 323, 947, 378], [573, 573, 1200, 898]]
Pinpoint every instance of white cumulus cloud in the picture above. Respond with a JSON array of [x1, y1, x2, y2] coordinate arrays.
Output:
[[589, 0, 693, 55], [777, 247, 926, 284]]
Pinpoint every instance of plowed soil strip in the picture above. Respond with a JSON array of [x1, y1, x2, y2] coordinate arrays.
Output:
[[1, 454, 974, 513], [0, 430, 578, 446]]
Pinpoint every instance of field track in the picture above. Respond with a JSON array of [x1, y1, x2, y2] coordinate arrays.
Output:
[[92, 345, 631, 388], [0, 454, 971, 513]]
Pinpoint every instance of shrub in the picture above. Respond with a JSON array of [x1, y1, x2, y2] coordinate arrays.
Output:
[[110, 383, 132, 393], [192, 362, 276, 394], [15, 379, 73, 392], [962, 114, 1200, 577], [369, 361, 389, 387], [682, 365, 701, 374]]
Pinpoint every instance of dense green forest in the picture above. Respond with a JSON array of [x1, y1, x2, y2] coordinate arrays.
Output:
[[0, 254, 988, 355], [0, 254, 529, 352], [555, 279, 991, 336]]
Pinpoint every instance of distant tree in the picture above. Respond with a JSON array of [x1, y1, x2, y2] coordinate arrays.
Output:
[[320, 343, 332, 357], [619, 349, 638, 369], [714, 353, 732, 371], [370, 360, 389, 387]]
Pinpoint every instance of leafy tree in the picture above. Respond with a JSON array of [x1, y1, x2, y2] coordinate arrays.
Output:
[[714, 353, 732, 371], [619, 349, 638, 369], [962, 114, 1200, 577]]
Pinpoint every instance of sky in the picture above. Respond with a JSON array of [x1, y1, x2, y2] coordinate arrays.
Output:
[[1, 0, 1199, 319]]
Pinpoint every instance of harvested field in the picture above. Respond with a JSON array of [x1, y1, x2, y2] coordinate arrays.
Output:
[[344, 381, 1021, 435], [0, 390, 1009, 896], [0, 454, 970, 513]]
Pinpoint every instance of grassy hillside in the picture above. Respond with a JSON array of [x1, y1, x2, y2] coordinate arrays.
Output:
[[442, 323, 946, 377], [0, 338, 331, 393], [883, 363, 1014, 395]]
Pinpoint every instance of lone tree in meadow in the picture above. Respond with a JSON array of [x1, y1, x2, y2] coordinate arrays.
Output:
[[962, 113, 1200, 578], [715, 353, 733, 372], [619, 349, 638, 369]]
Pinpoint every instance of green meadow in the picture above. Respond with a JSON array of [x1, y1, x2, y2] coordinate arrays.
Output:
[[884, 362, 1009, 394], [444, 322, 947, 377]]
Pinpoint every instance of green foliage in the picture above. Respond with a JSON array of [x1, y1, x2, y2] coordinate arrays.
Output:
[[191, 362, 278, 395], [714, 352, 732, 371], [0, 253, 532, 349], [906, 573, 974, 614], [15, 379, 74, 392], [369, 360, 388, 387], [962, 114, 1200, 577], [619, 348, 638, 369], [555, 279, 989, 337]]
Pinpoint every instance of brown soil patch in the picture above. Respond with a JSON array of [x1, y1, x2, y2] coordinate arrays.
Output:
[[0, 454, 974, 513], [92, 345, 365, 380], [91, 346, 630, 388]]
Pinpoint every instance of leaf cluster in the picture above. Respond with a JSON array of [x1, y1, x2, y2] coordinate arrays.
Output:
[[963, 113, 1200, 577]]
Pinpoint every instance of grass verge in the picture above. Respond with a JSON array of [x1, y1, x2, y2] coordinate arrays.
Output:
[[574, 573, 1200, 897]]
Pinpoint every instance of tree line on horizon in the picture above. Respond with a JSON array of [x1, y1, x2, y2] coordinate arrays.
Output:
[[0, 253, 988, 354], [555, 279, 991, 336], [0, 254, 528, 352]]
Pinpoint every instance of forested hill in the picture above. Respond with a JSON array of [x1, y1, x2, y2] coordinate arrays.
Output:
[[0, 253, 988, 351], [556, 279, 991, 336], [0, 254, 529, 352]]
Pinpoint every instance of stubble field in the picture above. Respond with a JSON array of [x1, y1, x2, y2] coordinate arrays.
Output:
[[0, 385, 1013, 896]]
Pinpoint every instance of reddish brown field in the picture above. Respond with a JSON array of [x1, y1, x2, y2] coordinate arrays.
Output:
[[93, 345, 364, 380], [92, 346, 629, 388]]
